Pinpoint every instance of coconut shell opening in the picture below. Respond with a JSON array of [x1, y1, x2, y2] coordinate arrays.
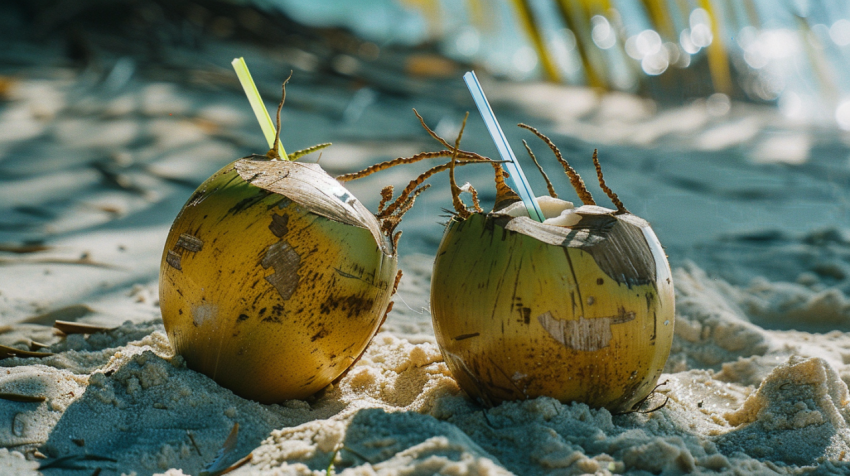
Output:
[[483, 206, 657, 288]]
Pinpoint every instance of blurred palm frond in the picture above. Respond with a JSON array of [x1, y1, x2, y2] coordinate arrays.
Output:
[[511, 0, 561, 82], [398, 0, 843, 111], [502, 0, 739, 99]]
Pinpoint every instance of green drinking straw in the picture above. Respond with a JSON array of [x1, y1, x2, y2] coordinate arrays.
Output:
[[231, 57, 288, 160], [463, 71, 544, 222]]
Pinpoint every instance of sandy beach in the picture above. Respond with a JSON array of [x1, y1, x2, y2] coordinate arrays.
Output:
[[3, 2, 850, 474]]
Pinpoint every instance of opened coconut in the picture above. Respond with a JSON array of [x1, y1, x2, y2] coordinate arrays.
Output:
[[430, 124, 674, 411]]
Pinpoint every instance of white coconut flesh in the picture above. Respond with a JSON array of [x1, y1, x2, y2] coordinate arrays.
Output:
[[498, 196, 581, 227]]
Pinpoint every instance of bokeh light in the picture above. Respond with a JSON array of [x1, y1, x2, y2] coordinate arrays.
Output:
[[636, 30, 662, 57], [829, 19, 850, 46], [513, 46, 538, 74], [591, 15, 616, 49], [779, 92, 804, 120], [706, 93, 731, 116], [680, 29, 699, 54], [454, 27, 480, 57], [836, 100, 850, 130], [387, 0, 850, 130], [689, 9, 713, 48], [641, 51, 668, 76]]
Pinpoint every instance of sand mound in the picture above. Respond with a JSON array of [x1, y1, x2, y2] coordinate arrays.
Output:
[[5, 261, 850, 475]]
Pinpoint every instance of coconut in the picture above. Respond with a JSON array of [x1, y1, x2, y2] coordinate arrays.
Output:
[[430, 126, 674, 412], [159, 154, 398, 403], [158, 95, 498, 404], [158, 72, 408, 403]]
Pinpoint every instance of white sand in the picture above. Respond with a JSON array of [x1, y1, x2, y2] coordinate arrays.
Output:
[[3, 259, 850, 475]]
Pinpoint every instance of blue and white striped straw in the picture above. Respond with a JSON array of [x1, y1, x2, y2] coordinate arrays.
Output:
[[463, 71, 544, 222]]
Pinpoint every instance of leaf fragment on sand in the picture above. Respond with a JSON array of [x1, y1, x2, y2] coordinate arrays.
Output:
[[38, 454, 117, 470], [53, 320, 114, 335], [0, 257, 121, 269], [30, 340, 50, 350], [200, 422, 243, 476], [217, 453, 252, 476], [21, 304, 94, 325], [0, 243, 51, 253], [0, 344, 53, 359], [0, 392, 46, 403]]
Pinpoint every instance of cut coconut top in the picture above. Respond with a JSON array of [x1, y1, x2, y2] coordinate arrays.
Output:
[[484, 206, 658, 287], [235, 156, 391, 255]]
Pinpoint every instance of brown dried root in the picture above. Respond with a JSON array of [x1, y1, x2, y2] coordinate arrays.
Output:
[[518, 123, 595, 205], [412, 109, 491, 162], [493, 161, 521, 212], [466, 183, 483, 213], [336, 150, 453, 182], [288, 143, 332, 161], [377, 185, 394, 214], [377, 159, 499, 220], [391, 269, 403, 295], [375, 269, 404, 333], [396, 185, 430, 220], [336, 147, 494, 183], [592, 149, 629, 215], [449, 113, 471, 219], [382, 108, 510, 216], [338, 110, 499, 239], [614, 380, 670, 415], [337, 110, 495, 183], [381, 184, 430, 245], [522, 139, 557, 198], [266, 71, 293, 161], [392, 231, 402, 253]]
